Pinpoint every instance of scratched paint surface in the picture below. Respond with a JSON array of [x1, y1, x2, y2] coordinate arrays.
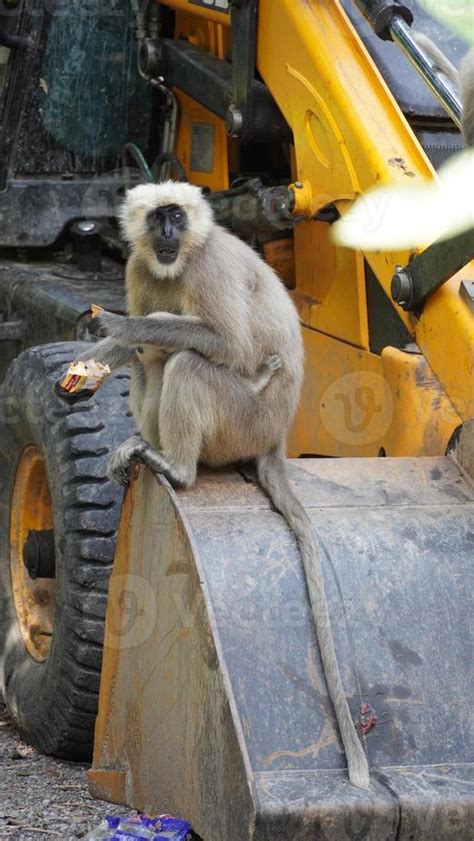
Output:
[[175, 457, 474, 773], [188, 502, 474, 772]]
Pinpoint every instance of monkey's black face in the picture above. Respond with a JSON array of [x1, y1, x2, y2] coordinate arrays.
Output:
[[148, 204, 187, 265]]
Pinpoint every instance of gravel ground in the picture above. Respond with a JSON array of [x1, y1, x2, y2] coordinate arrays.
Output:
[[0, 703, 117, 840]]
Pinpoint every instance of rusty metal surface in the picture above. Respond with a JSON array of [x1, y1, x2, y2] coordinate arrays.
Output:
[[90, 456, 474, 840]]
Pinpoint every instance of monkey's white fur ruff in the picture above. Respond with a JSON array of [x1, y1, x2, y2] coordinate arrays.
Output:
[[120, 181, 214, 279]]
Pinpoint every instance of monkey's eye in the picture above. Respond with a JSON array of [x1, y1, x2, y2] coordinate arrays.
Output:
[[172, 210, 184, 224]]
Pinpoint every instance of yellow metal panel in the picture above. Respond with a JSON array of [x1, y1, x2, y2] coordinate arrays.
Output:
[[173, 5, 230, 54], [160, 0, 231, 27], [293, 219, 369, 349], [381, 347, 460, 455], [160, 0, 474, 426], [257, 0, 424, 343], [173, 91, 230, 191], [257, 0, 473, 422], [258, 0, 432, 210], [169, 6, 231, 192], [288, 326, 390, 457], [415, 269, 474, 422], [288, 327, 460, 458]]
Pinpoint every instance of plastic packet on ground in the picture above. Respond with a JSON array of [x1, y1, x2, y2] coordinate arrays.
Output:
[[84, 814, 193, 840]]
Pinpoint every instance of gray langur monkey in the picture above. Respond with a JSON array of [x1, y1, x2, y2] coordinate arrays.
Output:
[[413, 32, 474, 147], [61, 181, 370, 788]]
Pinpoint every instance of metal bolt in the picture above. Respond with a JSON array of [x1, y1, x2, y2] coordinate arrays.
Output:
[[294, 181, 304, 189], [139, 39, 161, 78], [76, 220, 96, 234], [391, 266, 413, 308], [225, 105, 244, 138]]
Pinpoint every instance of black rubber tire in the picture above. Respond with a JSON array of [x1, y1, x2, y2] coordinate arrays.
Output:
[[0, 343, 134, 760]]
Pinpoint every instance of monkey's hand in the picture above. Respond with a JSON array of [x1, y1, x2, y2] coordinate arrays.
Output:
[[88, 310, 174, 346], [54, 337, 135, 402], [87, 310, 130, 343], [88, 310, 159, 350], [88, 310, 232, 362]]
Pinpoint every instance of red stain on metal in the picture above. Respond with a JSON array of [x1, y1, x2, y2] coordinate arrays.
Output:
[[359, 703, 378, 735]]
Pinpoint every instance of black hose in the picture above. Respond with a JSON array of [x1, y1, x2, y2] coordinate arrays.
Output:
[[0, 21, 30, 49]]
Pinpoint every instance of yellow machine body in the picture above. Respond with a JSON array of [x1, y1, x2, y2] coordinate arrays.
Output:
[[159, 0, 473, 459]]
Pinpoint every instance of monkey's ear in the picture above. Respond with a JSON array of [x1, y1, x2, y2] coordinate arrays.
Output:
[[119, 186, 154, 244], [118, 202, 140, 245]]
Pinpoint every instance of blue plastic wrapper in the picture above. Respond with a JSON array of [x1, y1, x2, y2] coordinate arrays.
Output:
[[103, 814, 192, 840]]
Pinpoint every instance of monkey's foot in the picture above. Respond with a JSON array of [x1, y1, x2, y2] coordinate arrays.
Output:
[[107, 436, 194, 488], [138, 447, 191, 488], [106, 435, 148, 486]]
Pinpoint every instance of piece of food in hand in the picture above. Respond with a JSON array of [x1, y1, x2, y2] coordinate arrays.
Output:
[[60, 359, 111, 395], [91, 304, 104, 317]]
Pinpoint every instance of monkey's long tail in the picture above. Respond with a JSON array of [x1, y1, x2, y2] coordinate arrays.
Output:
[[257, 448, 370, 789]]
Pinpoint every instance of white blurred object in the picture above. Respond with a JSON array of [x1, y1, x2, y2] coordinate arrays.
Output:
[[418, 1, 474, 46], [331, 150, 474, 251]]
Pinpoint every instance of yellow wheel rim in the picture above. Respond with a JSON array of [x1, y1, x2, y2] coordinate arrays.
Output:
[[10, 446, 56, 662]]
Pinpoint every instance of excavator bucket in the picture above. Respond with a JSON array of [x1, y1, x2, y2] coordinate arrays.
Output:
[[89, 456, 474, 840]]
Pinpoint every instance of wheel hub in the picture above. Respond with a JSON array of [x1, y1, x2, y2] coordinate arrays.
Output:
[[10, 446, 56, 662], [23, 529, 56, 580]]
